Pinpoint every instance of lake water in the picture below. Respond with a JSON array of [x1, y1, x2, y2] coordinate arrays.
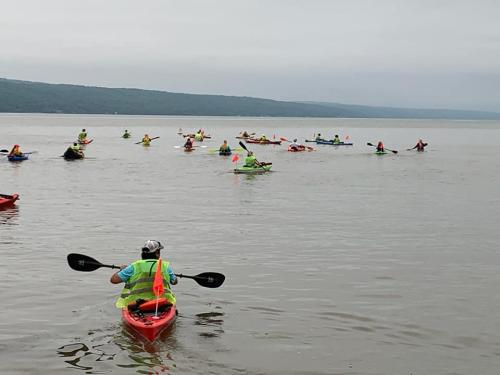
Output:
[[1, 114, 500, 375]]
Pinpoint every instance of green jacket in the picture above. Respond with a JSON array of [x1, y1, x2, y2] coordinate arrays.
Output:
[[115, 259, 176, 308]]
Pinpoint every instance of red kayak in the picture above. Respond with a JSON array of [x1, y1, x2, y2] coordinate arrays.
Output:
[[122, 302, 176, 341], [246, 139, 281, 145], [0, 193, 19, 208], [288, 145, 306, 152], [78, 139, 93, 145]]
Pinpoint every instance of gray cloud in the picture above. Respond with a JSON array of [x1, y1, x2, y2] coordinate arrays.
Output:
[[1, 0, 500, 111]]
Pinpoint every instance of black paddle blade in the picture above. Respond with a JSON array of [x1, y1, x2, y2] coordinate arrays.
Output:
[[67, 253, 106, 272], [176, 272, 225, 288], [239, 141, 248, 151], [194, 272, 225, 288], [366, 142, 374, 147]]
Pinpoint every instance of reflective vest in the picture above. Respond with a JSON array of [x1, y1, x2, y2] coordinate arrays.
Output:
[[194, 133, 203, 141], [115, 259, 176, 308], [245, 155, 256, 167], [78, 132, 87, 140]]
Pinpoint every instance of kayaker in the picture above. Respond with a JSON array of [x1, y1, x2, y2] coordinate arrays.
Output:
[[259, 134, 268, 142], [123, 130, 131, 138], [219, 140, 231, 153], [410, 139, 427, 152], [333, 135, 341, 144], [78, 129, 87, 141], [8, 144, 23, 157], [70, 142, 81, 152], [194, 132, 204, 141], [289, 139, 303, 151], [315, 133, 323, 141], [184, 137, 194, 150], [244, 151, 259, 167], [142, 134, 151, 145], [110, 240, 178, 308], [240, 131, 250, 138], [376, 141, 385, 152]]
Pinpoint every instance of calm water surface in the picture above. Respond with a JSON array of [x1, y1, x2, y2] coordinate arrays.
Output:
[[1, 115, 500, 375]]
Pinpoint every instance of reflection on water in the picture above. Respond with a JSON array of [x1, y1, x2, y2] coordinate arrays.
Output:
[[194, 311, 225, 338], [0, 205, 19, 225], [57, 322, 180, 374]]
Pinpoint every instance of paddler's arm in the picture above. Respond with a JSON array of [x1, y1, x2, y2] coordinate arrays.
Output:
[[110, 264, 130, 284], [168, 266, 178, 285]]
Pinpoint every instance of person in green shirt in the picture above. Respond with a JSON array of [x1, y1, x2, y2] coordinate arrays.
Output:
[[123, 130, 131, 138], [333, 134, 341, 144], [244, 151, 259, 167], [78, 129, 87, 141]]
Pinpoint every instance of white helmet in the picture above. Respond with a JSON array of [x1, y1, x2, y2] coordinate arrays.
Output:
[[141, 240, 164, 253]]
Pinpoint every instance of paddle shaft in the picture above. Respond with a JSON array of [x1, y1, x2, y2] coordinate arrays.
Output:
[[367, 142, 398, 154], [136, 136, 160, 144]]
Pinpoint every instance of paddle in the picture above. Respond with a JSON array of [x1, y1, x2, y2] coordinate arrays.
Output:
[[67, 253, 225, 288], [174, 145, 207, 149], [279, 137, 314, 151], [135, 136, 160, 145], [0, 149, 8, 153], [367, 142, 398, 154], [406, 143, 428, 151]]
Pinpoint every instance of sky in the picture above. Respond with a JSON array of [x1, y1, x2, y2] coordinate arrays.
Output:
[[1, 0, 500, 111]]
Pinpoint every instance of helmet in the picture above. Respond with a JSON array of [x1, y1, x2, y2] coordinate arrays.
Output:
[[142, 240, 164, 253], [73, 142, 77, 146], [293, 139, 297, 142], [14, 144, 19, 147]]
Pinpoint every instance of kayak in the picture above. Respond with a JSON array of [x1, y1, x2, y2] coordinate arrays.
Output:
[[375, 150, 387, 155], [63, 148, 84, 160], [183, 134, 211, 139], [287, 146, 306, 152], [7, 154, 28, 161], [245, 139, 281, 145], [184, 147, 194, 152], [78, 139, 93, 145], [219, 150, 232, 156], [305, 139, 353, 146], [122, 303, 176, 342], [234, 164, 272, 174], [0, 193, 19, 208]]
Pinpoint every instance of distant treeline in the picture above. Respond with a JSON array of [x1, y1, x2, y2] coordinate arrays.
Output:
[[1, 78, 499, 120]]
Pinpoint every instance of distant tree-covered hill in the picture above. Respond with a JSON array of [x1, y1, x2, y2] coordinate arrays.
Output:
[[1, 78, 499, 119]]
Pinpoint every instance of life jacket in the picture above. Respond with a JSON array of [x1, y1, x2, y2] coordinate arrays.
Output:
[[417, 142, 425, 151], [194, 133, 203, 141], [245, 155, 257, 167], [115, 259, 176, 308], [78, 132, 87, 140], [220, 144, 230, 151], [333, 137, 341, 144], [377, 142, 384, 151]]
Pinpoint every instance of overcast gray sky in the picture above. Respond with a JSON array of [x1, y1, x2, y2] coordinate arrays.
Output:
[[2, 0, 500, 111]]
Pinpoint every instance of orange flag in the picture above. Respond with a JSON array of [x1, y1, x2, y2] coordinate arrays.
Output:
[[152, 258, 164, 297], [232, 154, 239, 163]]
